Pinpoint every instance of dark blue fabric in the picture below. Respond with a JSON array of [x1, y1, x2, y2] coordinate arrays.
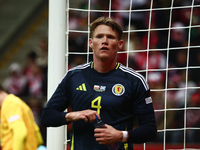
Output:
[[41, 62, 157, 150]]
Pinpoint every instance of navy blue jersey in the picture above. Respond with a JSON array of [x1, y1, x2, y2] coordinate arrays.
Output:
[[41, 62, 157, 150]]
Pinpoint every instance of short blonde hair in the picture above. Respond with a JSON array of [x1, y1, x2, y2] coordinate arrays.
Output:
[[89, 17, 123, 40]]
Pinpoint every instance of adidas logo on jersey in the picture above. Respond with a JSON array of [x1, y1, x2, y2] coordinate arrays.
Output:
[[76, 83, 87, 91]]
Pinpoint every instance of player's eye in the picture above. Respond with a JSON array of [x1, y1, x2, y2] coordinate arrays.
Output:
[[96, 35, 103, 38], [107, 35, 115, 39]]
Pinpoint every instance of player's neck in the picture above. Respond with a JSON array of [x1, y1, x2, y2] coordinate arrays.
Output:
[[93, 59, 117, 73]]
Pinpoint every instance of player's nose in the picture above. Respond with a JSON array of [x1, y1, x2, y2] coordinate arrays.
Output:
[[102, 36, 108, 44]]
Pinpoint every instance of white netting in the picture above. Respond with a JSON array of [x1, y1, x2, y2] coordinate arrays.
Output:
[[64, 0, 200, 149]]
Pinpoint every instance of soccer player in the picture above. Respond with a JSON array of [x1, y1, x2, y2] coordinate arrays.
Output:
[[41, 17, 157, 150], [0, 85, 44, 150]]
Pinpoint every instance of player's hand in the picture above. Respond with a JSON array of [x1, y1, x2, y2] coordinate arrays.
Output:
[[94, 124, 123, 145], [65, 109, 100, 123]]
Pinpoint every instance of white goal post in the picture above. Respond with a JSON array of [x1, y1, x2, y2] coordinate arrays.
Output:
[[47, 0, 66, 150], [47, 0, 200, 150]]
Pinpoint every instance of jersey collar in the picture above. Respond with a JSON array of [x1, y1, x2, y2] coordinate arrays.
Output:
[[91, 61, 120, 70], [90, 61, 120, 77]]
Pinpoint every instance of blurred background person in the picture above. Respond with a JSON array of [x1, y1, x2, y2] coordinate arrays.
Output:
[[0, 84, 44, 150], [2, 62, 28, 97]]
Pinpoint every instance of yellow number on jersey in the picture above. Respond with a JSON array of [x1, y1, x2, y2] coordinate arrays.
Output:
[[91, 96, 102, 114]]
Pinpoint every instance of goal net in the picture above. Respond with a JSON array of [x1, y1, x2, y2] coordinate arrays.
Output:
[[48, 0, 200, 150]]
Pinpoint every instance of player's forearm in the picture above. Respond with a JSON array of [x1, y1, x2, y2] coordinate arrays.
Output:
[[115, 130, 129, 143], [127, 112, 157, 143], [65, 110, 100, 123], [127, 123, 157, 143], [41, 107, 68, 127]]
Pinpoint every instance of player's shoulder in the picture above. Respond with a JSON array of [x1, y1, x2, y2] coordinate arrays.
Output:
[[64, 62, 91, 78], [3, 94, 23, 108], [118, 63, 143, 79], [69, 62, 91, 73], [118, 63, 149, 90], [59, 62, 91, 84]]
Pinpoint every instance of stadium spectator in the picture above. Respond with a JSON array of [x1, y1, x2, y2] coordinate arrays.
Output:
[[128, 25, 167, 72], [68, 55, 86, 70], [169, 22, 187, 66], [36, 37, 48, 70], [189, 50, 200, 85], [41, 17, 157, 150], [120, 0, 148, 33], [128, 38, 145, 70], [23, 51, 47, 97], [23, 51, 38, 78], [2, 62, 28, 97], [142, 27, 159, 50], [166, 69, 198, 143], [128, 50, 166, 71], [174, 49, 187, 68], [0, 84, 44, 150], [32, 38, 48, 96], [175, 70, 197, 107], [186, 86, 200, 144], [28, 97, 44, 127], [166, 73, 181, 107], [26, 64, 46, 98]]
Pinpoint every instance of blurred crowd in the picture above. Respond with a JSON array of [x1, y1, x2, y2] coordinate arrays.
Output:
[[1, 0, 200, 146]]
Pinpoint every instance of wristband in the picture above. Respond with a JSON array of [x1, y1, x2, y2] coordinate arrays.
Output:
[[122, 131, 128, 142]]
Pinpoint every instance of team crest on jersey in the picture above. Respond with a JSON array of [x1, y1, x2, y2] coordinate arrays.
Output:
[[112, 84, 125, 96]]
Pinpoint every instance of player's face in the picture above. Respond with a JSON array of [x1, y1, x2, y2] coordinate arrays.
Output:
[[89, 25, 123, 61]]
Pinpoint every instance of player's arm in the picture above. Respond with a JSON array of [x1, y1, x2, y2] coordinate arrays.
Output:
[[42, 102, 100, 127], [34, 123, 44, 146], [127, 79, 157, 143], [41, 74, 71, 127], [10, 118, 27, 150], [94, 111, 156, 144], [65, 109, 100, 123], [41, 71, 101, 126], [127, 111, 157, 143], [41, 102, 68, 127]]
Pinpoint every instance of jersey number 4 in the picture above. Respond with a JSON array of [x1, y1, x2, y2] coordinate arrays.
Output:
[[91, 96, 102, 114]]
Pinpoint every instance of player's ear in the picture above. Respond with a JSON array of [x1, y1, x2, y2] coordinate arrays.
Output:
[[89, 38, 93, 49], [118, 40, 123, 50]]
